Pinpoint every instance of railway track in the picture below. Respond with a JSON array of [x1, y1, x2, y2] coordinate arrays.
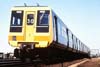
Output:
[[0, 59, 22, 67], [0, 59, 33, 67], [0, 59, 43, 67], [0, 58, 89, 67]]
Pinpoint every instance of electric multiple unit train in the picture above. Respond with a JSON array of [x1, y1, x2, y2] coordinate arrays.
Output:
[[8, 6, 90, 61]]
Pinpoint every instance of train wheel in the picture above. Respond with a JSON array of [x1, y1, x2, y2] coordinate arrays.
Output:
[[14, 48, 19, 58], [19, 49, 26, 62], [19, 49, 32, 62]]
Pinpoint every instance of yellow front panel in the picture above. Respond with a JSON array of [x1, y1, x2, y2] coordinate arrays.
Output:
[[8, 36, 12, 41], [34, 36, 49, 41], [25, 26, 34, 41], [8, 36, 24, 41], [17, 36, 24, 41]]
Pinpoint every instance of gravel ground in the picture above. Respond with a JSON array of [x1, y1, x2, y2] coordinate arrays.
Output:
[[10, 58, 88, 67], [78, 57, 100, 67], [25, 58, 88, 67]]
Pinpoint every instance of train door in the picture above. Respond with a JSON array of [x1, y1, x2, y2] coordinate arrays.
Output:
[[25, 12, 35, 42]]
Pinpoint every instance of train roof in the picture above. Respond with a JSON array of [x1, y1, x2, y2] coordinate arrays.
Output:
[[11, 6, 52, 11], [14, 6, 48, 7]]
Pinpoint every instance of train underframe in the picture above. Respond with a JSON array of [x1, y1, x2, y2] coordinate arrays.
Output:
[[14, 42, 90, 63]]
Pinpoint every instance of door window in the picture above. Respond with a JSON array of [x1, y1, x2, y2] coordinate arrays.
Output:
[[27, 14, 34, 25]]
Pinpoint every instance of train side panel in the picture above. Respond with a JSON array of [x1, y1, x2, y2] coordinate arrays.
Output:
[[52, 11, 69, 48], [57, 19, 68, 47]]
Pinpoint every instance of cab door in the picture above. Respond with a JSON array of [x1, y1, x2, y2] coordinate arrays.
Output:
[[25, 12, 35, 42]]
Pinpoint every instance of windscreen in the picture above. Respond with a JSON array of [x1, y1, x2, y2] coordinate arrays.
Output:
[[10, 11, 23, 32], [36, 10, 49, 32], [10, 11, 23, 26], [37, 10, 49, 26]]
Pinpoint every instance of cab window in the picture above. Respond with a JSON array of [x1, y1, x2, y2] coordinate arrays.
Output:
[[37, 10, 49, 26], [10, 11, 23, 26], [10, 11, 23, 32], [36, 10, 50, 32]]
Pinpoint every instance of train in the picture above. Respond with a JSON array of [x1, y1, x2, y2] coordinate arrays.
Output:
[[8, 6, 90, 62]]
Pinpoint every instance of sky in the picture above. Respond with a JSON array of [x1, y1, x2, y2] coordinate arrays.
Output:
[[0, 0, 100, 53]]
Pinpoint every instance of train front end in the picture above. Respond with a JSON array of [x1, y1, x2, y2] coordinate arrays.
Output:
[[8, 6, 53, 59]]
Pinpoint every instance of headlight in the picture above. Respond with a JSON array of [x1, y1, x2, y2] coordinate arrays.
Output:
[[12, 36, 16, 41]]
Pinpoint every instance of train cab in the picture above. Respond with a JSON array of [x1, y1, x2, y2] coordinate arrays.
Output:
[[8, 6, 54, 49]]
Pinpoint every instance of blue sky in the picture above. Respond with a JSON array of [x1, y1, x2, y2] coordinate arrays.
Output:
[[0, 0, 100, 53]]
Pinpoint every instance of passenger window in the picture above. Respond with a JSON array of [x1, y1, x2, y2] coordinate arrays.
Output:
[[62, 26, 66, 38], [27, 14, 34, 25], [58, 22, 61, 35], [68, 30, 73, 47]]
